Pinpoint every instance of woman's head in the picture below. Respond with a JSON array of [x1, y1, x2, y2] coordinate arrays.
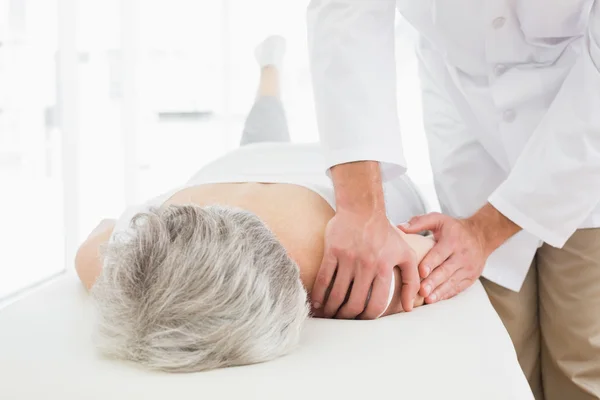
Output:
[[91, 204, 308, 372]]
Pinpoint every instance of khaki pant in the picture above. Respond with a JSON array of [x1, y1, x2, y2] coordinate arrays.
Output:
[[481, 229, 600, 400]]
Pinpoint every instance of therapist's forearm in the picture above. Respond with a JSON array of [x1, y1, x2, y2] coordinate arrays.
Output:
[[331, 161, 386, 213], [466, 203, 522, 255]]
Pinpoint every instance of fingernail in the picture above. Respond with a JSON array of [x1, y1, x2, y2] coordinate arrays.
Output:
[[313, 302, 321, 309], [429, 293, 437, 302], [424, 284, 431, 296], [423, 266, 431, 276], [400, 222, 410, 228]]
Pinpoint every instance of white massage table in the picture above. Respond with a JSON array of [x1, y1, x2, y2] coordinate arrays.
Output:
[[0, 273, 533, 399]]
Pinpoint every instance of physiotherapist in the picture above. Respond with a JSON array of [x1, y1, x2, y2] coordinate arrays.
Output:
[[307, 1, 600, 399]]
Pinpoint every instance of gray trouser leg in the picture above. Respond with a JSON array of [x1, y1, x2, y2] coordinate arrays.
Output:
[[240, 96, 291, 146]]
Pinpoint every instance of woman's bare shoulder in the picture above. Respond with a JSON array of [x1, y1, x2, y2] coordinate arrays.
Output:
[[75, 219, 116, 291], [403, 233, 435, 262]]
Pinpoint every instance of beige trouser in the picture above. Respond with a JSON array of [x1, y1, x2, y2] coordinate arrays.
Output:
[[481, 229, 600, 400]]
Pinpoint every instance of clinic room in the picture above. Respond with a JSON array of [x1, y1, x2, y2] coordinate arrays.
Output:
[[1, 0, 599, 399]]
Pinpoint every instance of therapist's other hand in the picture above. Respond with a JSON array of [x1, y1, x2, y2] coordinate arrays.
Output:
[[315, 210, 418, 319], [400, 203, 520, 304], [311, 161, 419, 319]]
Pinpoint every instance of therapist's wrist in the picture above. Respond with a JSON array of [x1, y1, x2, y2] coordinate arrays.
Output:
[[330, 161, 386, 213], [466, 203, 521, 255]]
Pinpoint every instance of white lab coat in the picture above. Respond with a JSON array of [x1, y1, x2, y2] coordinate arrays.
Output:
[[307, 0, 600, 291]]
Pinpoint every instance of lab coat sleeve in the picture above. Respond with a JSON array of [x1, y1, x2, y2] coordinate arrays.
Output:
[[488, 2, 600, 248], [307, 0, 406, 181]]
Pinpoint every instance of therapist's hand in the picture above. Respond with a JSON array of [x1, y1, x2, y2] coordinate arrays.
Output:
[[400, 203, 521, 304], [311, 161, 420, 319]]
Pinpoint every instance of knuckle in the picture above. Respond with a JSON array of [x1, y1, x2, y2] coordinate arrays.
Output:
[[428, 248, 442, 262], [453, 282, 462, 294], [344, 249, 357, 261], [448, 262, 461, 274], [430, 270, 446, 285], [362, 254, 377, 268], [328, 289, 344, 303], [330, 244, 344, 255], [377, 264, 391, 277], [430, 247, 441, 257], [359, 262, 374, 274], [363, 257, 379, 271], [447, 276, 457, 288], [439, 265, 452, 279], [316, 273, 330, 287]]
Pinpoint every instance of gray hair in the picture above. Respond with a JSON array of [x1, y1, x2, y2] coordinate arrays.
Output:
[[90, 204, 309, 372]]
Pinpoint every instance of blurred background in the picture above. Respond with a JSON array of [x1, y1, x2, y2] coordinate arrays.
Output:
[[0, 0, 433, 301]]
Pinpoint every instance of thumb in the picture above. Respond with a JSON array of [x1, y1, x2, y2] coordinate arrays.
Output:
[[399, 213, 444, 234]]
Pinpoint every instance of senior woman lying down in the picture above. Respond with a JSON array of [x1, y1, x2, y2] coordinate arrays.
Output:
[[75, 36, 434, 373]]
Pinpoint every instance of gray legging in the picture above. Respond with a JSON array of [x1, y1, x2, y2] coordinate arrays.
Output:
[[240, 96, 291, 146]]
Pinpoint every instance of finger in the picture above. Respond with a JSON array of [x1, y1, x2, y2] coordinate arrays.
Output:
[[399, 213, 445, 234], [418, 242, 453, 295], [397, 255, 419, 312], [421, 257, 462, 298], [359, 267, 393, 320], [312, 270, 337, 318], [311, 248, 338, 310], [426, 275, 473, 304], [335, 263, 375, 319], [322, 261, 354, 318]]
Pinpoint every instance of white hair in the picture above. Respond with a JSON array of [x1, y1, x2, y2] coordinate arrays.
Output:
[[90, 204, 309, 372]]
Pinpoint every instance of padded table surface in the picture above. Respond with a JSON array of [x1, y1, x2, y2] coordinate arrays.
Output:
[[0, 274, 533, 399]]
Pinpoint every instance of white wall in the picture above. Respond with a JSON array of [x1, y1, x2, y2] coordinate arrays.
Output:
[[0, 0, 434, 300]]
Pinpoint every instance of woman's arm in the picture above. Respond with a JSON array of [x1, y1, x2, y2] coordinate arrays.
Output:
[[75, 219, 115, 291]]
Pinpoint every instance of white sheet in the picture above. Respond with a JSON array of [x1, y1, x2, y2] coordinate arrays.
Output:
[[0, 274, 533, 399]]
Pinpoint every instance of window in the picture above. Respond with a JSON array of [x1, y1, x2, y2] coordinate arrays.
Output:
[[0, 0, 65, 299]]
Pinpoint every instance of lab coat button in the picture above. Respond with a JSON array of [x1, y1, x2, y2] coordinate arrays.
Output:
[[492, 17, 506, 29], [494, 64, 507, 76], [503, 109, 516, 122]]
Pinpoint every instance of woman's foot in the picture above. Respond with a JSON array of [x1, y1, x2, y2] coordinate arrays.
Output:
[[254, 35, 287, 71]]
